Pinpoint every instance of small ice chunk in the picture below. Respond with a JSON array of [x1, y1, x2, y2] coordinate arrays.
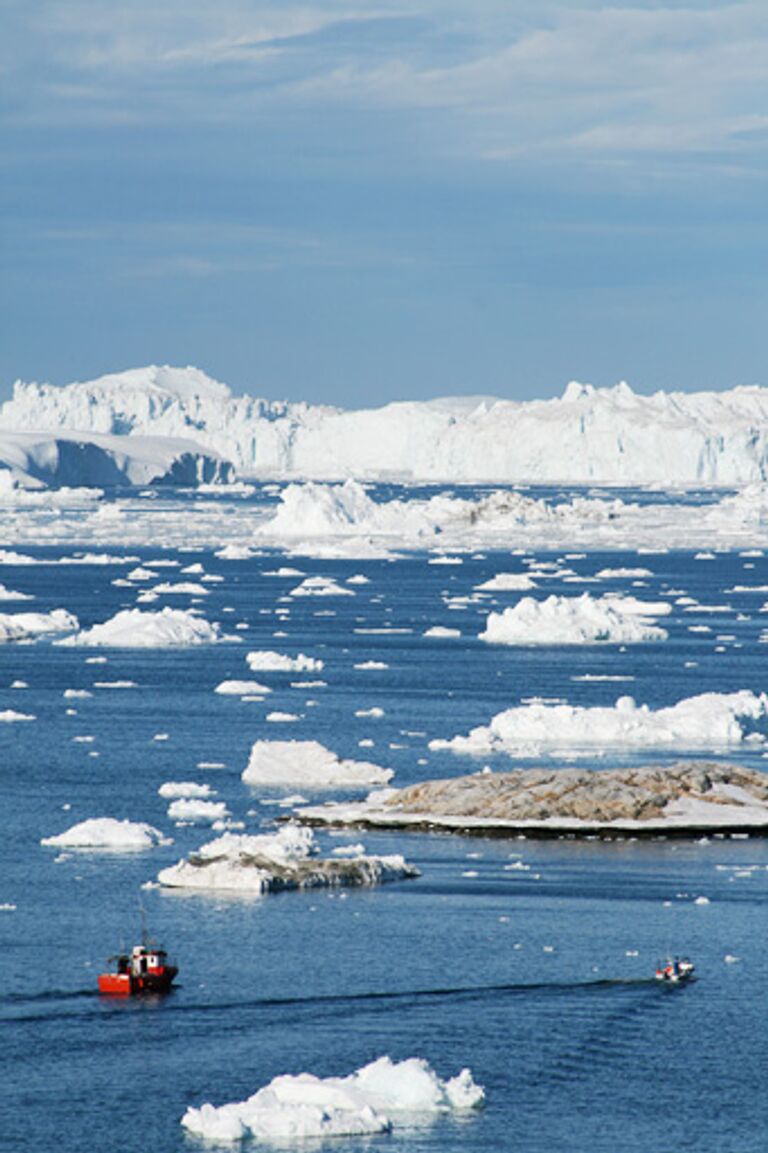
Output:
[[41, 817, 171, 851]]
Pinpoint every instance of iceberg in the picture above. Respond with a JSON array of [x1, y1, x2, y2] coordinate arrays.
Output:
[[0, 429, 232, 489], [214, 679, 272, 695], [158, 781, 215, 799], [479, 594, 669, 645], [158, 823, 418, 894], [167, 798, 230, 824], [430, 690, 768, 756], [245, 650, 324, 672], [41, 817, 171, 851], [242, 740, 393, 788], [58, 607, 233, 647], [181, 1056, 484, 1141], [0, 609, 78, 643], [10, 365, 768, 485]]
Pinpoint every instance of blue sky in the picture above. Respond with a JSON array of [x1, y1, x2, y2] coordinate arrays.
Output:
[[2, 1, 768, 406]]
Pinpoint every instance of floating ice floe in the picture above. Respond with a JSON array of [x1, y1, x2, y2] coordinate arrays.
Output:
[[41, 817, 171, 851], [430, 690, 768, 756], [149, 581, 209, 596], [215, 679, 272, 695], [242, 740, 393, 788], [475, 573, 537, 591], [479, 594, 669, 646], [0, 709, 36, 722], [423, 626, 461, 638], [214, 544, 260, 560], [158, 781, 214, 799], [181, 1055, 483, 1141], [289, 576, 354, 597], [595, 567, 654, 579], [0, 609, 78, 643], [246, 650, 324, 672], [58, 607, 234, 647], [158, 823, 418, 895], [167, 798, 230, 824], [0, 583, 32, 601]]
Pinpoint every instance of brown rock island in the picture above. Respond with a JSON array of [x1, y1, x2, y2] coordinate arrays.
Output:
[[296, 761, 768, 840]]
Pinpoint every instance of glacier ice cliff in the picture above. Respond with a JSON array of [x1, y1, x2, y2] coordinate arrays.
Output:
[[5, 364, 768, 484]]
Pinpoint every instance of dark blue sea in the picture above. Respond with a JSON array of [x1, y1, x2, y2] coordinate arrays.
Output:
[[2, 486, 767, 1152]]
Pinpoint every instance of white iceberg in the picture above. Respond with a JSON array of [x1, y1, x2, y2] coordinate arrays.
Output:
[[59, 607, 232, 647], [0, 583, 33, 601], [158, 781, 214, 799], [0, 609, 78, 643], [475, 573, 537, 591], [15, 363, 768, 485], [181, 1055, 483, 1141], [242, 740, 393, 788], [289, 576, 355, 597], [431, 690, 768, 756], [479, 594, 669, 645], [215, 679, 272, 695], [245, 650, 324, 672], [149, 581, 209, 596], [167, 798, 230, 824], [41, 817, 171, 851], [158, 823, 417, 894]]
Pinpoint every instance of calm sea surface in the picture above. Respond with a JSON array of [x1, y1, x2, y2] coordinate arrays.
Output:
[[2, 487, 767, 1152]]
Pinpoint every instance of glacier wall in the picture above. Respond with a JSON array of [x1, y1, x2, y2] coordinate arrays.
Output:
[[3, 365, 768, 484]]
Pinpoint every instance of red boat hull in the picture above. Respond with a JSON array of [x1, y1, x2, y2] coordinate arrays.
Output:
[[98, 967, 177, 996]]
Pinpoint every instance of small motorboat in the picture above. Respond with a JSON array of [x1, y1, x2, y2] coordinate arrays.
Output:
[[98, 937, 178, 996], [655, 957, 695, 984]]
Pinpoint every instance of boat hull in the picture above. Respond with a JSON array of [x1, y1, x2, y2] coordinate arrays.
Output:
[[98, 967, 177, 996]]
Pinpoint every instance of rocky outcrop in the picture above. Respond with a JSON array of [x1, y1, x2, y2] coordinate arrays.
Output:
[[297, 762, 768, 838]]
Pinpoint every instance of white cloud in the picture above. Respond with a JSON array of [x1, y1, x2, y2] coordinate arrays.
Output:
[[6, 2, 768, 162]]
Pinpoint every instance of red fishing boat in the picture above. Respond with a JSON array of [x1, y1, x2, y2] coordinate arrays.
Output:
[[98, 937, 178, 996]]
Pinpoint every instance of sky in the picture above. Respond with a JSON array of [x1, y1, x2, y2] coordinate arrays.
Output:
[[2, 0, 768, 408]]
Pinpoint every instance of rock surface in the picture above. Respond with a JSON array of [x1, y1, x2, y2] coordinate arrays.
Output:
[[297, 762, 768, 837]]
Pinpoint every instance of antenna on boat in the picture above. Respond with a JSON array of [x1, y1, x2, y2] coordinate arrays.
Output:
[[139, 898, 149, 947]]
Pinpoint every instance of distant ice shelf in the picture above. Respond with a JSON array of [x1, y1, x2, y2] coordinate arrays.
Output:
[[5, 363, 768, 484]]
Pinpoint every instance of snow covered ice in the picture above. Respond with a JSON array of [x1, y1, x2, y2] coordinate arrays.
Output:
[[58, 607, 233, 647], [242, 740, 393, 788], [180, 1055, 484, 1141], [0, 609, 77, 643], [158, 824, 417, 893], [245, 651, 324, 672], [431, 691, 768, 757], [13, 365, 768, 485], [479, 593, 669, 645], [40, 817, 171, 851]]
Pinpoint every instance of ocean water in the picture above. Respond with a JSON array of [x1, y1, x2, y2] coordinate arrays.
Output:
[[2, 486, 768, 1152]]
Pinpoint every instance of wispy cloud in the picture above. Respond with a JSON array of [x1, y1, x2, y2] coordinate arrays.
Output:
[[5, 2, 768, 166]]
